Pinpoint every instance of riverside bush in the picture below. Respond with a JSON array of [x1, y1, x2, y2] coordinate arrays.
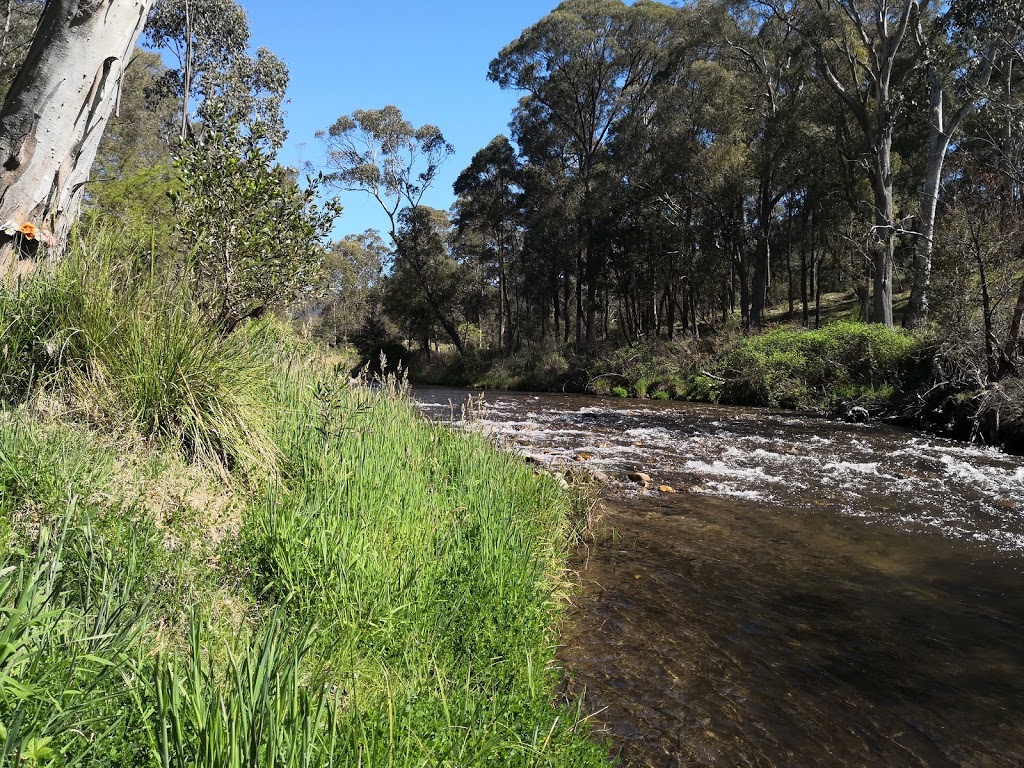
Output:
[[0, 245, 279, 477], [719, 321, 918, 408]]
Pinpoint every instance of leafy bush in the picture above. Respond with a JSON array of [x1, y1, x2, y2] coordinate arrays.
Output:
[[611, 385, 629, 397], [719, 321, 918, 408], [175, 109, 340, 335], [682, 374, 721, 403]]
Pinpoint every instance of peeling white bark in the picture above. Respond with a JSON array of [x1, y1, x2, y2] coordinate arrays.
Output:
[[0, 0, 154, 277]]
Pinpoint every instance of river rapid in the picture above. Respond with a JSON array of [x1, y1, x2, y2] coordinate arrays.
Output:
[[413, 387, 1024, 767]]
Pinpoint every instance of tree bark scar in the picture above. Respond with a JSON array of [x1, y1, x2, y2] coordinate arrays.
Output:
[[3, 132, 35, 175]]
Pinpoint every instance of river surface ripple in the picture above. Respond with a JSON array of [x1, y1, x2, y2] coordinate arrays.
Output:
[[413, 387, 1024, 767]]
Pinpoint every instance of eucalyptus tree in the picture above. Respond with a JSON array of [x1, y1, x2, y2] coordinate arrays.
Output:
[[936, 0, 1024, 372], [386, 206, 465, 354], [454, 135, 523, 350], [312, 230, 389, 345], [0, 0, 155, 275], [489, 0, 677, 345], [145, 0, 289, 147], [317, 105, 461, 350], [899, 0, 999, 328], [713, 1, 810, 326], [760, 0, 938, 326], [317, 105, 453, 244]]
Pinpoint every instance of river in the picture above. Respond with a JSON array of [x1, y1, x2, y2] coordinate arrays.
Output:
[[413, 387, 1024, 767]]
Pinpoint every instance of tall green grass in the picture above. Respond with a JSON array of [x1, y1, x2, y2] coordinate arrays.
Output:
[[0, 242, 608, 766], [238, 369, 608, 766], [0, 242, 279, 477], [0, 520, 151, 767]]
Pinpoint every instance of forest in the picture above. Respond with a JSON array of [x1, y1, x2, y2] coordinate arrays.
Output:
[[305, 0, 1023, 442], [0, 0, 1021, 764]]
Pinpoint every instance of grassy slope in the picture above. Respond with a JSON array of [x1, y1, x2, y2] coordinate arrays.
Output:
[[0, 260, 609, 766]]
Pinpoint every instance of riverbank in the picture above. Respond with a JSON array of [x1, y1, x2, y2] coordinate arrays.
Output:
[[412, 386, 1024, 766], [409, 320, 1024, 454], [0, 257, 609, 766]]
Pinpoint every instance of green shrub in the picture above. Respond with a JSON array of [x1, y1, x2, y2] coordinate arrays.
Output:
[[633, 375, 656, 398], [588, 376, 613, 396], [611, 385, 629, 398], [719, 321, 918, 408], [175, 109, 340, 335], [682, 374, 721, 403], [652, 390, 670, 401]]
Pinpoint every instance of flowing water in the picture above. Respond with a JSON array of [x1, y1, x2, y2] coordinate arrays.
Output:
[[414, 387, 1024, 767]]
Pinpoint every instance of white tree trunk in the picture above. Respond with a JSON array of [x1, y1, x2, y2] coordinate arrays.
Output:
[[0, 0, 154, 278]]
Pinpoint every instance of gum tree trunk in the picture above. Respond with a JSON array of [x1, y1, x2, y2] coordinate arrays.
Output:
[[0, 0, 154, 278]]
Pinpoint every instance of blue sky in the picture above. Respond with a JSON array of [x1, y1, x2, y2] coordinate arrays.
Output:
[[238, 0, 565, 240]]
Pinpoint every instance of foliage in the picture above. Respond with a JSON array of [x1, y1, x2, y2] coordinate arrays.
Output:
[[719, 322, 919, 408], [0, 241, 281, 478], [384, 206, 465, 352], [86, 49, 180, 260], [145, 0, 290, 147], [301, 230, 387, 346], [174, 110, 340, 335], [83, 163, 178, 262], [92, 50, 179, 181], [0, 238, 610, 765], [317, 105, 453, 240]]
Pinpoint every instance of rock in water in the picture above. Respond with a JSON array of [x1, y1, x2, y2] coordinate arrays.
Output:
[[846, 406, 870, 423]]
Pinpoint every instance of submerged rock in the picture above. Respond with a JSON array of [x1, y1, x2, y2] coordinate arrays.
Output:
[[627, 471, 652, 485]]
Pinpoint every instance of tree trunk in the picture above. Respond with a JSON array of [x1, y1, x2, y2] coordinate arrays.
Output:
[[906, 71, 980, 329], [751, 174, 774, 327], [1001, 263, 1024, 377], [870, 130, 896, 327], [0, 0, 154, 278]]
